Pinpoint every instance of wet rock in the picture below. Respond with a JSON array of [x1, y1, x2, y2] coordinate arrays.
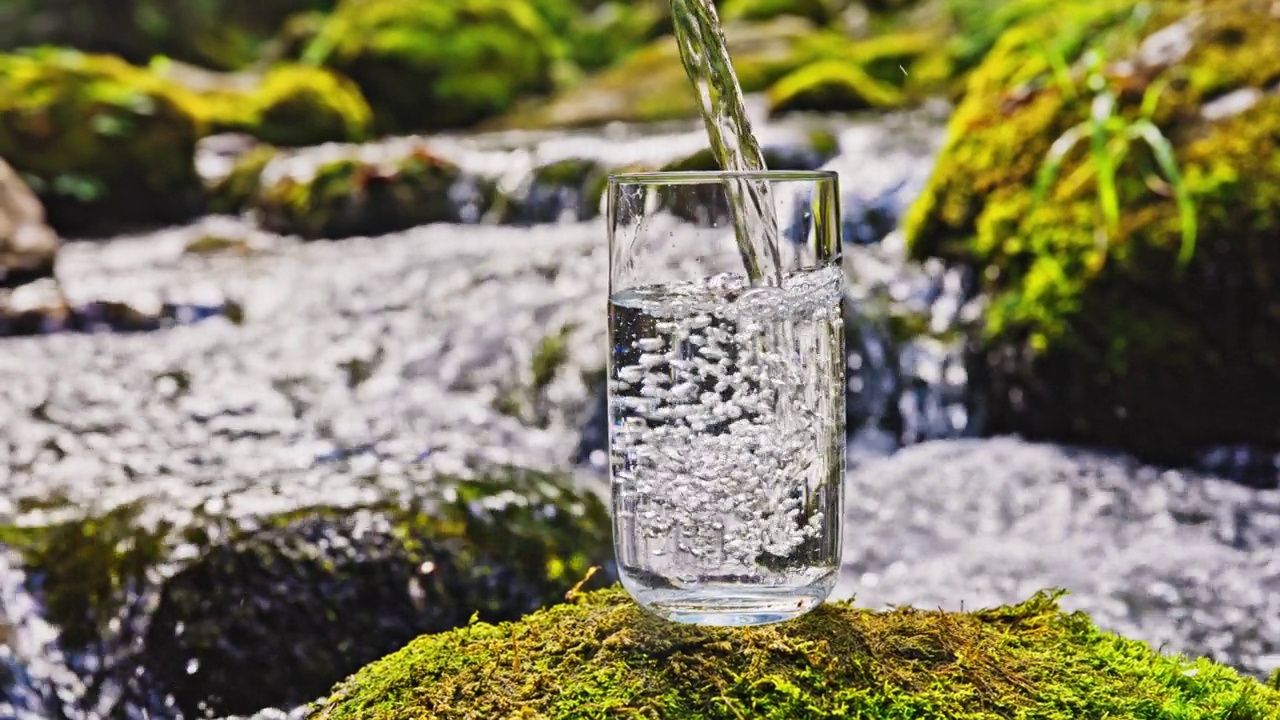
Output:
[[305, 0, 560, 134], [0, 159, 58, 289], [721, 0, 849, 25], [172, 63, 374, 148], [253, 148, 489, 240], [904, 0, 1280, 463], [142, 470, 612, 718], [205, 144, 282, 217], [0, 48, 205, 236], [0, 469, 613, 719], [507, 17, 815, 129], [768, 60, 907, 115], [511, 158, 612, 224], [0, 279, 72, 336]]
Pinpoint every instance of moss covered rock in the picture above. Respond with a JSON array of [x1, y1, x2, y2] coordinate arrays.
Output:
[[206, 143, 281, 215], [156, 59, 373, 146], [253, 148, 489, 239], [310, 586, 1280, 719], [768, 60, 906, 115], [512, 158, 612, 224], [561, 1, 671, 74], [507, 16, 813, 129], [904, 0, 1280, 459], [721, 0, 847, 26], [218, 64, 373, 146], [305, 0, 560, 133], [0, 48, 204, 235], [0, 468, 613, 718]]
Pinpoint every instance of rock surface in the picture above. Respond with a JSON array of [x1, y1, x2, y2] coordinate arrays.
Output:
[[0, 158, 58, 289], [904, 0, 1280, 461], [310, 585, 1280, 719]]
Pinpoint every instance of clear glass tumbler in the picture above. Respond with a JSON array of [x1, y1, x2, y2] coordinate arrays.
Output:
[[607, 170, 845, 626]]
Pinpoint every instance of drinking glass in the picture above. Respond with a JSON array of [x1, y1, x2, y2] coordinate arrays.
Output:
[[606, 170, 845, 626]]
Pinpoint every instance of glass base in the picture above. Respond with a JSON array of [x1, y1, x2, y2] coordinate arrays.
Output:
[[623, 579, 835, 627]]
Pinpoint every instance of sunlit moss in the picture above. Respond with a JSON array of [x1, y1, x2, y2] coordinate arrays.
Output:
[[0, 47, 204, 234], [505, 17, 813, 129], [0, 468, 613, 717], [310, 585, 1280, 719], [206, 143, 280, 215], [252, 148, 484, 239], [904, 0, 1280, 458], [768, 60, 906, 115], [220, 64, 373, 146], [721, 0, 843, 25], [304, 0, 560, 133]]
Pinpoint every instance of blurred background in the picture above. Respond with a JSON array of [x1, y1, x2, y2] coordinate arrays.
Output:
[[0, 0, 1277, 717]]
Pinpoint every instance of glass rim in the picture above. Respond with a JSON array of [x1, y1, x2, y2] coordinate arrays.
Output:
[[608, 170, 838, 185]]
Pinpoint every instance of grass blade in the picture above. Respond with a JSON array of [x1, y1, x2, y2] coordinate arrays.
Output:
[[1132, 119, 1197, 264], [1140, 76, 1170, 121], [1089, 94, 1121, 241], [1035, 123, 1088, 204]]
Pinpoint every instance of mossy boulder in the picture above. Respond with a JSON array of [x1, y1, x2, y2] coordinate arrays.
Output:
[[206, 143, 281, 215], [768, 60, 907, 115], [721, 0, 847, 26], [253, 148, 492, 239], [0, 468, 614, 718], [763, 29, 939, 116], [304, 0, 560, 134], [310, 586, 1280, 719], [0, 48, 204, 235], [155, 59, 373, 146], [507, 17, 813, 129], [561, 1, 671, 74], [511, 158, 611, 224], [206, 64, 373, 147], [904, 0, 1280, 460]]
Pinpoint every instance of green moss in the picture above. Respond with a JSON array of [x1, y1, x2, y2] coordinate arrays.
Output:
[[206, 143, 280, 215], [721, 0, 843, 26], [183, 234, 254, 255], [1, 468, 613, 718], [768, 60, 907, 115], [904, 0, 1280, 457], [310, 586, 1280, 719], [562, 2, 670, 73], [305, 0, 560, 133], [233, 64, 372, 146], [0, 502, 168, 651], [0, 47, 205, 235], [507, 17, 812, 129], [253, 148, 472, 239]]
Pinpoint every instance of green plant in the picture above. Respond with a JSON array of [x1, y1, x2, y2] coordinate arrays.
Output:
[[310, 585, 1280, 719], [1032, 47, 1197, 266]]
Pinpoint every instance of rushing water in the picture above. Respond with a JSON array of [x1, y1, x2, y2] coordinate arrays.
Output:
[[670, 0, 782, 286]]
